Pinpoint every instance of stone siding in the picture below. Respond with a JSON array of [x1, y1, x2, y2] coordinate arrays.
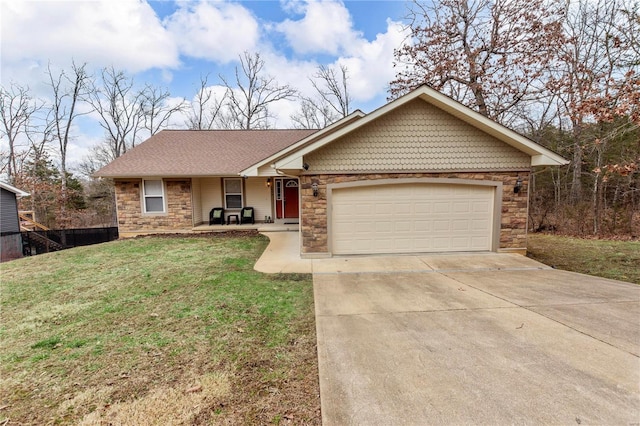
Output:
[[115, 179, 193, 234], [300, 172, 529, 255]]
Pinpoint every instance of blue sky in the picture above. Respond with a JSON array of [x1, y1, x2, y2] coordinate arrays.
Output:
[[1, 0, 412, 168]]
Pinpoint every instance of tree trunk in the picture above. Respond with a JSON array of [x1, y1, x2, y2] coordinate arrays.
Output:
[[570, 124, 583, 203]]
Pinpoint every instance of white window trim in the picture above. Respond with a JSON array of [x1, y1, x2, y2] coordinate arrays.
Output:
[[142, 179, 166, 214], [275, 179, 282, 201], [223, 177, 244, 210]]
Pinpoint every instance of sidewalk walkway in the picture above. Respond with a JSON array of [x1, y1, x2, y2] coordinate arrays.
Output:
[[253, 231, 312, 273]]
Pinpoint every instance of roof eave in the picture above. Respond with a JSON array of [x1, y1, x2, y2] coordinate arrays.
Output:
[[240, 111, 365, 176], [0, 181, 30, 197], [273, 85, 569, 170], [531, 154, 570, 167], [93, 173, 245, 179]]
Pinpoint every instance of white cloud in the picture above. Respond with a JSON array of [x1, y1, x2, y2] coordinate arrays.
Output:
[[279, 0, 307, 15], [260, 53, 318, 94], [164, 2, 260, 63], [338, 19, 409, 103], [0, 0, 179, 76], [272, 2, 409, 105], [276, 0, 359, 56]]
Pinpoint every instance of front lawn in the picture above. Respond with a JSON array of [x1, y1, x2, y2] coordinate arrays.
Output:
[[0, 232, 320, 425], [527, 234, 640, 284]]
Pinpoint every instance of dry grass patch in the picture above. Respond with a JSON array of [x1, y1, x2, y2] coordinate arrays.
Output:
[[0, 232, 320, 425], [78, 372, 230, 425]]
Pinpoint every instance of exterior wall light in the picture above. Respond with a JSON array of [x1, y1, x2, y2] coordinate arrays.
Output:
[[311, 182, 319, 197], [266, 178, 271, 188], [514, 177, 523, 194]]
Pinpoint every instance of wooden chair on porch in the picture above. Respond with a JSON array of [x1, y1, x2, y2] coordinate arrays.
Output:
[[209, 207, 225, 225]]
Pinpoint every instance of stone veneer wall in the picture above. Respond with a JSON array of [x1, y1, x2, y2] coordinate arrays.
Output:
[[115, 179, 193, 234], [299, 172, 529, 255]]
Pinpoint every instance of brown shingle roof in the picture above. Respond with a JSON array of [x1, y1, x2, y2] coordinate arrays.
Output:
[[94, 129, 317, 178]]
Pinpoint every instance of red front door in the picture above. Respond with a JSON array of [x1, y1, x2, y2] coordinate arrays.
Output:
[[283, 180, 299, 218], [275, 178, 299, 219]]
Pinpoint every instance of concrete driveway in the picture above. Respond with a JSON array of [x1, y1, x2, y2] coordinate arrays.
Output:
[[313, 253, 640, 425]]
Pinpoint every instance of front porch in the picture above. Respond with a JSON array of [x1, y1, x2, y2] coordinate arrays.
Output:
[[192, 176, 301, 229], [192, 222, 300, 233]]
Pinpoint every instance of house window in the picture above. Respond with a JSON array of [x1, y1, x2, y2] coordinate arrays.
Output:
[[224, 178, 243, 209], [143, 179, 165, 213]]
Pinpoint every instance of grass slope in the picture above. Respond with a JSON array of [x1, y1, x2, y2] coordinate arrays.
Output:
[[527, 234, 640, 284], [0, 232, 320, 425]]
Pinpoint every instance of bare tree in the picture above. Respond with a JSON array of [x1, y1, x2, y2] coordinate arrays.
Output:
[[185, 74, 227, 130], [87, 67, 186, 163], [25, 108, 55, 172], [291, 64, 352, 129], [617, 2, 640, 67], [311, 64, 351, 118], [551, 0, 636, 206], [0, 82, 42, 180], [47, 61, 91, 202], [140, 84, 186, 136], [391, 0, 565, 124], [219, 52, 297, 129], [77, 139, 119, 178], [86, 67, 146, 159], [291, 98, 335, 129]]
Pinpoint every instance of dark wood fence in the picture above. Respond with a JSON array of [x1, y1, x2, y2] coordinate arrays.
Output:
[[22, 227, 119, 255]]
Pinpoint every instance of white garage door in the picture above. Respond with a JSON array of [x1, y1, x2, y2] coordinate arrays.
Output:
[[331, 183, 495, 255]]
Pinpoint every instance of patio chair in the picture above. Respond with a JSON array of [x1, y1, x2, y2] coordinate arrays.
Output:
[[209, 207, 225, 225], [240, 207, 255, 224]]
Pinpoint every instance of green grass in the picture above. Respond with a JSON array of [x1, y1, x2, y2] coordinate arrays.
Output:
[[527, 234, 640, 284], [0, 232, 320, 425]]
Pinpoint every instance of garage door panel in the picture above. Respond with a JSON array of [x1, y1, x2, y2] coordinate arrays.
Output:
[[333, 221, 356, 233], [414, 203, 431, 214], [395, 222, 411, 232], [453, 201, 471, 213], [414, 220, 432, 232], [394, 202, 412, 214], [332, 183, 495, 255], [452, 219, 470, 231], [333, 203, 355, 215], [375, 221, 393, 233], [355, 222, 373, 233], [433, 236, 452, 250], [433, 220, 451, 232], [414, 240, 432, 251], [472, 219, 490, 231], [373, 238, 393, 250], [433, 202, 451, 213], [471, 236, 490, 249], [374, 203, 393, 215], [451, 236, 472, 249], [472, 201, 491, 213]]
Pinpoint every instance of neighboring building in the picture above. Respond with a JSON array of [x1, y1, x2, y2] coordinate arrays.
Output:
[[95, 85, 568, 257], [0, 182, 29, 262]]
